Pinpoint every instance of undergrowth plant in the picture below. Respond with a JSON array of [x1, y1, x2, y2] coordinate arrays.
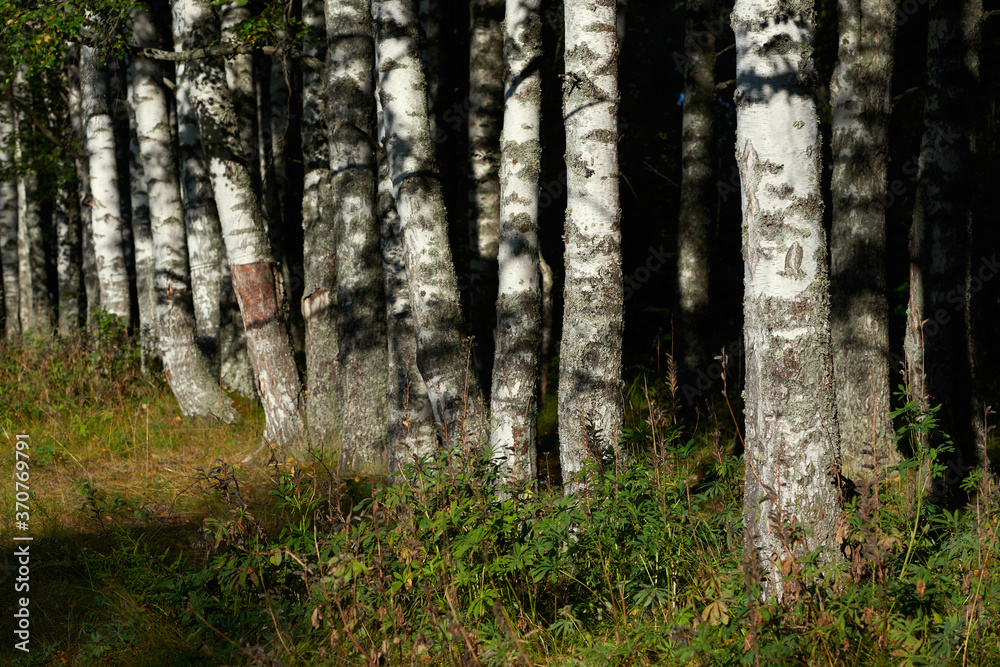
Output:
[[4, 340, 999, 666]]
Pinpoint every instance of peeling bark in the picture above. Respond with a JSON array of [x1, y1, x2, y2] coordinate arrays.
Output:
[[175, 0, 306, 453], [231, 262, 305, 444]]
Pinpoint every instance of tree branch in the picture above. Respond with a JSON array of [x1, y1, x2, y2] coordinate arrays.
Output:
[[135, 43, 323, 70]]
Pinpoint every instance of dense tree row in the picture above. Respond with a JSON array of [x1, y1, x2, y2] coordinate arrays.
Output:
[[1, 0, 997, 599]]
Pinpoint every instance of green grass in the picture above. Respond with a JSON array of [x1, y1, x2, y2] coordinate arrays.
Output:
[[2, 335, 999, 666]]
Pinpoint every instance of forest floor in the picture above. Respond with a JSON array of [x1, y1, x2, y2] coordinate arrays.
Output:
[[2, 334, 1000, 666]]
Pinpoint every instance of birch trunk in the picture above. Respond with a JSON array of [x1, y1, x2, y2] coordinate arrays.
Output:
[[54, 108, 84, 338], [217, 2, 268, 396], [13, 70, 51, 338], [490, 0, 542, 482], [558, 0, 624, 494], [81, 46, 131, 323], [378, 151, 437, 471], [175, 61, 223, 369], [467, 0, 503, 394], [326, 0, 389, 470], [734, 0, 840, 598], [219, 1, 258, 174], [829, 0, 896, 483], [300, 0, 339, 451], [131, 6, 238, 423], [677, 0, 716, 379], [0, 94, 19, 339], [67, 48, 101, 330], [54, 170, 84, 336], [374, 0, 486, 447], [904, 0, 982, 467], [127, 71, 158, 370], [539, 249, 554, 404], [418, 0, 441, 139], [174, 0, 306, 451]]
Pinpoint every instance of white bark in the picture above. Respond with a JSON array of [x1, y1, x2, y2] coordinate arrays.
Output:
[[326, 0, 389, 470], [67, 47, 101, 329], [174, 0, 306, 450], [132, 6, 238, 423], [219, 1, 258, 172], [81, 46, 131, 323], [378, 151, 437, 470], [558, 0, 624, 494], [0, 94, 19, 339], [175, 61, 223, 368], [490, 0, 543, 482], [54, 57, 84, 337], [174, 26, 254, 395], [734, 0, 840, 598], [127, 70, 157, 370], [374, 0, 486, 447], [468, 0, 503, 391]]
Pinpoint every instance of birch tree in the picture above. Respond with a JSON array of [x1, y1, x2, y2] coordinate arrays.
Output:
[[378, 150, 438, 470], [829, 0, 897, 482], [374, 0, 486, 447], [467, 0, 503, 392], [216, 1, 264, 398], [904, 0, 982, 465], [81, 45, 131, 324], [677, 0, 716, 380], [131, 5, 238, 423], [127, 71, 158, 369], [327, 0, 389, 469], [418, 0, 441, 141], [52, 53, 85, 336], [558, 0, 624, 494], [67, 47, 101, 329], [490, 0, 542, 482], [299, 0, 340, 451], [175, 61, 223, 370], [13, 69, 51, 337], [0, 93, 19, 339], [734, 0, 840, 597], [174, 0, 306, 451]]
